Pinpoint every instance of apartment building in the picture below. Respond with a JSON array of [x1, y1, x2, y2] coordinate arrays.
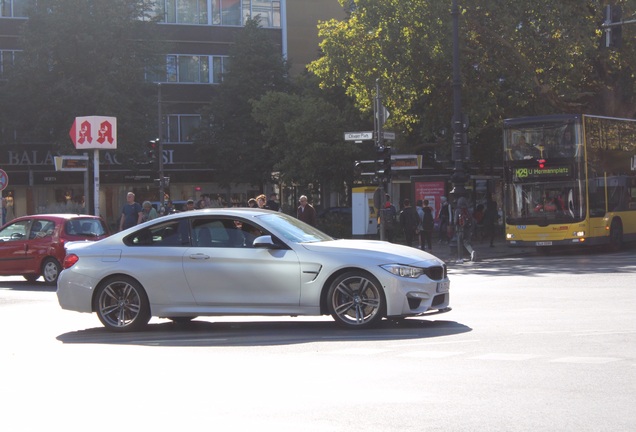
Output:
[[0, 0, 345, 223]]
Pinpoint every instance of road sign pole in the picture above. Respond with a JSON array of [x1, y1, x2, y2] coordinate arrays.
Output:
[[93, 150, 100, 217]]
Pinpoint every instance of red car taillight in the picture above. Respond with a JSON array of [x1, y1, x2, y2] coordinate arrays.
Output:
[[63, 254, 79, 269]]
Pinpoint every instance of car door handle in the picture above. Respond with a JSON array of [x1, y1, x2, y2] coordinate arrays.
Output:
[[189, 253, 210, 260]]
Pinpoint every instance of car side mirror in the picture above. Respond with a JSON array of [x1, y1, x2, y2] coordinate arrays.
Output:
[[253, 235, 284, 249]]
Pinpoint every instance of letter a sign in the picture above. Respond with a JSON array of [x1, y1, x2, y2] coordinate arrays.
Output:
[[69, 116, 117, 150]]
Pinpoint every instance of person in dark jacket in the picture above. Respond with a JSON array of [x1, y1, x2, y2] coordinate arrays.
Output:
[[297, 195, 317, 227], [399, 198, 419, 247], [421, 200, 435, 251]]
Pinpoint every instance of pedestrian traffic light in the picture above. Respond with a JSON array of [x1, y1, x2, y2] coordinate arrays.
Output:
[[146, 139, 158, 162], [377, 146, 392, 180]]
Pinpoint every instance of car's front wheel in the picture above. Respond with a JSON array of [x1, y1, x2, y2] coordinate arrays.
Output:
[[94, 276, 151, 332], [41, 257, 61, 285], [327, 271, 385, 328], [23, 274, 40, 283]]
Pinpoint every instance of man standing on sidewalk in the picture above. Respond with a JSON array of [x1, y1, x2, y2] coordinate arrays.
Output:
[[399, 198, 419, 247]]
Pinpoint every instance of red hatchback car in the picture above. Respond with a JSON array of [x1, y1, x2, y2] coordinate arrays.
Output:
[[0, 214, 110, 284]]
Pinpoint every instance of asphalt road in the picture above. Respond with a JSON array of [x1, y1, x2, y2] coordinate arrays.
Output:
[[1, 248, 635, 432]]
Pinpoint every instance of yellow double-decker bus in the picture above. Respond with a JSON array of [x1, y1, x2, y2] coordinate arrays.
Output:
[[503, 114, 636, 250]]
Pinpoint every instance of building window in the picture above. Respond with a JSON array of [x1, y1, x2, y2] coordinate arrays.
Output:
[[165, 114, 200, 143], [1, 0, 29, 17], [242, 0, 280, 28], [147, 54, 228, 84], [0, 50, 20, 79], [157, 0, 208, 25], [151, 0, 280, 28]]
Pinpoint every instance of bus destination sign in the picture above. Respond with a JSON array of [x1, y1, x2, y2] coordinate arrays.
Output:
[[514, 165, 571, 181]]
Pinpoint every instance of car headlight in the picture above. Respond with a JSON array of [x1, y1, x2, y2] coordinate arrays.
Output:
[[381, 264, 425, 278]]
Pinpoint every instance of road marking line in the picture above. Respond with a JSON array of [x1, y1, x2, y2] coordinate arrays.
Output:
[[471, 353, 541, 361], [550, 357, 621, 364], [399, 351, 464, 359], [389, 339, 481, 348], [331, 348, 391, 355]]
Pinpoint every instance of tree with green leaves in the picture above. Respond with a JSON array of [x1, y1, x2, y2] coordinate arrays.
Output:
[[0, 0, 162, 161], [309, 0, 636, 170], [194, 18, 290, 187], [251, 73, 369, 204]]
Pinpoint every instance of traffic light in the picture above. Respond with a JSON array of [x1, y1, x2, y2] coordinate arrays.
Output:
[[146, 139, 158, 162], [537, 158, 546, 169], [377, 146, 392, 180]]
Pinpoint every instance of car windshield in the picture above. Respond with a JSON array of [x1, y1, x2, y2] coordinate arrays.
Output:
[[257, 213, 333, 243], [65, 218, 107, 237]]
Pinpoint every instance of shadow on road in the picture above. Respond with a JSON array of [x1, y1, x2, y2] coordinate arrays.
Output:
[[57, 318, 472, 347], [0, 280, 55, 292], [455, 248, 636, 277]]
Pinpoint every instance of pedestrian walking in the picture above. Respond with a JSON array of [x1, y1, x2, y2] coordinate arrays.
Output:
[[454, 196, 476, 262]]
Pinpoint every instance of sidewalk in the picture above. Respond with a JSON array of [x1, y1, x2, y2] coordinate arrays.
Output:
[[377, 230, 534, 264], [418, 235, 535, 265]]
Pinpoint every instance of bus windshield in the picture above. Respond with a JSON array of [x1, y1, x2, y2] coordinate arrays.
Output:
[[504, 180, 585, 225], [504, 118, 581, 161]]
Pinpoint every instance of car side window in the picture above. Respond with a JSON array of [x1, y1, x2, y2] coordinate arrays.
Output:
[[237, 221, 263, 247], [192, 219, 226, 247], [125, 220, 186, 247], [191, 218, 260, 248], [0, 220, 30, 242], [29, 219, 53, 239]]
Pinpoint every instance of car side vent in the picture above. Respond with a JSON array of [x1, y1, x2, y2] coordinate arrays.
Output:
[[425, 265, 445, 281]]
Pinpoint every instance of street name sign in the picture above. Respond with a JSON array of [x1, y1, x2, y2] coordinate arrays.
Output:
[[344, 131, 373, 141]]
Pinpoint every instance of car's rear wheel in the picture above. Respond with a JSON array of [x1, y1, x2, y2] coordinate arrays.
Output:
[[94, 276, 151, 332], [41, 258, 61, 285], [327, 271, 385, 328]]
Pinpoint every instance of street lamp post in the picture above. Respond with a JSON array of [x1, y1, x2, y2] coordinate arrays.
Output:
[[450, 0, 467, 197], [157, 83, 165, 208]]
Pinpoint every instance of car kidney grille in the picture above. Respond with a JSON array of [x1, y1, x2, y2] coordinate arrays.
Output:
[[425, 265, 445, 281]]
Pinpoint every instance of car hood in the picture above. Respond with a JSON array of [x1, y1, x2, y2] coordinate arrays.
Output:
[[300, 239, 443, 266]]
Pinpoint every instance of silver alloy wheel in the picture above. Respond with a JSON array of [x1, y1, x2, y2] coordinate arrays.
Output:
[[42, 258, 61, 284], [328, 272, 384, 327], [96, 278, 150, 331]]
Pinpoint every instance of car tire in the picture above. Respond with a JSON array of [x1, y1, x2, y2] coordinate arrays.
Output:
[[41, 257, 61, 285], [94, 276, 151, 332], [23, 274, 40, 283], [327, 271, 385, 328]]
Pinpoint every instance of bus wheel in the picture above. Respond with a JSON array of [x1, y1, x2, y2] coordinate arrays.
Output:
[[608, 219, 623, 252]]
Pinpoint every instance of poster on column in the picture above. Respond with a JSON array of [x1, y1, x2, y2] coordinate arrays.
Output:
[[69, 116, 117, 150], [414, 180, 446, 219]]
